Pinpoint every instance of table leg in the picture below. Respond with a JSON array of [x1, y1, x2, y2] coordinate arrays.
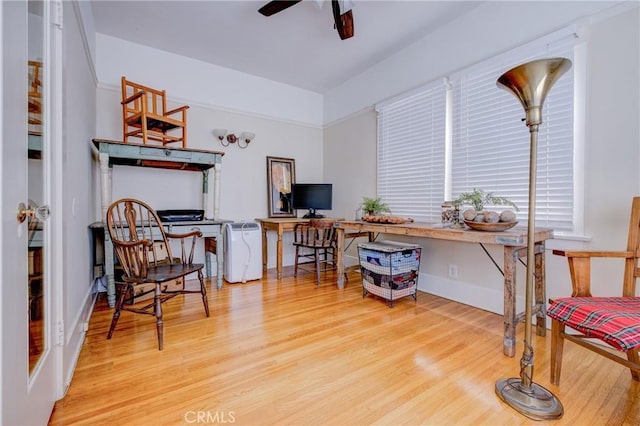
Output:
[[202, 170, 210, 220], [535, 242, 546, 336], [104, 229, 116, 308], [205, 249, 212, 279], [213, 163, 222, 220], [336, 228, 345, 289], [276, 226, 283, 279], [261, 226, 268, 276], [216, 231, 224, 290], [503, 245, 518, 357], [98, 152, 110, 222]]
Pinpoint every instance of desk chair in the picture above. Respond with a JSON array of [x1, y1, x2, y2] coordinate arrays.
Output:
[[293, 219, 339, 286], [106, 198, 209, 350], [548, 197, 640, 384]]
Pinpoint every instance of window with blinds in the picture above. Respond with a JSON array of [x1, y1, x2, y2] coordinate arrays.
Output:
[[451, 37, 575, 231], [377, 80, 447, 222], [376, 29, 577, 231]]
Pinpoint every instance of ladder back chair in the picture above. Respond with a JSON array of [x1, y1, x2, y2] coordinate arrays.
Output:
[[106, 198, 209, 350], [548, 196, 640, 384], [293, 219, 340, 286], [121, 76, 189, 147]]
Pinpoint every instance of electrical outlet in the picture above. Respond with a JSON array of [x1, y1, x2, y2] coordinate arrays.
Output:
[[448, 264, 458, 279]]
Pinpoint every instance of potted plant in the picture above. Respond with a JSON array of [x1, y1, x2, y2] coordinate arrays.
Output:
[[456, 188, 518, 212], [361, 197, 391, 216]]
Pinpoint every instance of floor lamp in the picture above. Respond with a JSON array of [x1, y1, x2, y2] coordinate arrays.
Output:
[[494, 57, 572, 420]]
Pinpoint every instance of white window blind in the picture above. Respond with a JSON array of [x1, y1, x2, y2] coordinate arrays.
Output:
[[451, 36, 575, 231], [377, 80, 447, 222]]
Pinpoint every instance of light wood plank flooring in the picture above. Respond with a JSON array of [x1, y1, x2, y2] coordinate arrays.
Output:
[[49, 268, 639, 425]]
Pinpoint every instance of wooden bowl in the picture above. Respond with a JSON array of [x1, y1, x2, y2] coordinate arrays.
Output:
[[361, 215, 414, 224], [464, 220, 518, 232]]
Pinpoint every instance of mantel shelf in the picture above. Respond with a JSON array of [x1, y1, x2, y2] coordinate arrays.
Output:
[[92, 139, 224, 172]]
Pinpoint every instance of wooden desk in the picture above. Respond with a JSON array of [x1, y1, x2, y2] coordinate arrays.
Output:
[[335, 221, 553, 357], [92, 139, 225, 307], [255, 217, 361, 279]]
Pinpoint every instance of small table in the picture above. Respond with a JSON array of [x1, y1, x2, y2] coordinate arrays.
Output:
[[335, 220, 553, 357], [255, 218, 309, 279]]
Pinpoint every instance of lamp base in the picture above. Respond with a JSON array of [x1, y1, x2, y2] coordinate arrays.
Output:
[[495, 377, 564, 421]]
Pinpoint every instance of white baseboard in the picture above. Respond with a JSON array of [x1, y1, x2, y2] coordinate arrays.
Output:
[[417, 273, 525, 316], [60, 281, 98, 398], [347, 254, 523, 316]]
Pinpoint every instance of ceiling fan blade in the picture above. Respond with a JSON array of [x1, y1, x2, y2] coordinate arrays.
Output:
[[258, 0, 302, 17], [331, 0, 354, 40]]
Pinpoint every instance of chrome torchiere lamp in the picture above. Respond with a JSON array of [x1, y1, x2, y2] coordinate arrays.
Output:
[[494, 58, 572, 420]]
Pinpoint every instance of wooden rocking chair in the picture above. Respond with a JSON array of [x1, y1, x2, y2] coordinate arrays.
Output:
[[548, 197, 640, 384]]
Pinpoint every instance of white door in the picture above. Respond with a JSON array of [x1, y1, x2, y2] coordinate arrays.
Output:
[[1, 1, 60, 424]]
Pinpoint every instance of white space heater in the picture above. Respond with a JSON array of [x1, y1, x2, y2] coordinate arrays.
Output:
[[223, 222, 262, 283]]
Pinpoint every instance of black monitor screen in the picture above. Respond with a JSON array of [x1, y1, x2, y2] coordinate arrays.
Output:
[[292, 183, 332, 218]]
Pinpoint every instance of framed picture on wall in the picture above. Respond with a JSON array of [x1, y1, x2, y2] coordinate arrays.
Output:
[[267, 156, 296, 218]]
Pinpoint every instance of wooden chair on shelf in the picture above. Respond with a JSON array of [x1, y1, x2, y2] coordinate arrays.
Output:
[[28, 60, 43, 133], [293, 219, 341, 286], [106, 198, 209, 350], [548, 196, 640, 385], [121, 76, 189, 147]]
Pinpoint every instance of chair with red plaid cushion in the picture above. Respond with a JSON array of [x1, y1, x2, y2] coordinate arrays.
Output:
[[548, 197, 640, 385]]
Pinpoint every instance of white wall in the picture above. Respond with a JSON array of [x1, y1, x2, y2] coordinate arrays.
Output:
[[61, 1, 99, 393], [323, 108, 377, 265], [96, 34, 323, 127], [324, 3, 640, 314]]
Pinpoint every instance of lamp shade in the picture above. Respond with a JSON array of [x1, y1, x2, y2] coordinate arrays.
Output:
[[213, 129, 227, 140], [241, 132, 255, 142], [496, 58, 572, 127]]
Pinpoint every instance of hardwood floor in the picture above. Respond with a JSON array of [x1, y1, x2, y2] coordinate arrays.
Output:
[[49, 268, 639, 425]]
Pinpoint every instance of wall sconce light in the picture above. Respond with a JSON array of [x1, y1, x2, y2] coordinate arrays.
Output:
[[213, 129, 255, 149]]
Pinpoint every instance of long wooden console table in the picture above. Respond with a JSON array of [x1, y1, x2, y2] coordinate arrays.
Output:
[[92, 139, 225, 308], [334, 220, 553, 357]]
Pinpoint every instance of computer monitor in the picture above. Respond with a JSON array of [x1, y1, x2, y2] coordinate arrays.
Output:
[[291, 183, 333, 218]]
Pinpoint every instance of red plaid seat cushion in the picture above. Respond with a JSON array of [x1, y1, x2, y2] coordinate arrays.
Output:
[[547, 297, 640, 352]]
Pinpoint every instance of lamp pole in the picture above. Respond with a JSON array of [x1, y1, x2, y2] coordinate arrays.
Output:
[[494, 57, 571, 421]]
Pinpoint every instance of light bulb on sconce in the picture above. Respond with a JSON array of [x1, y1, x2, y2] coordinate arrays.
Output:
[[213, 128, 255, 149]]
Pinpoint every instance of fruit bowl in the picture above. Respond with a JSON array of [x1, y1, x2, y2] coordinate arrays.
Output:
[[464, 220, 518, 232]]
